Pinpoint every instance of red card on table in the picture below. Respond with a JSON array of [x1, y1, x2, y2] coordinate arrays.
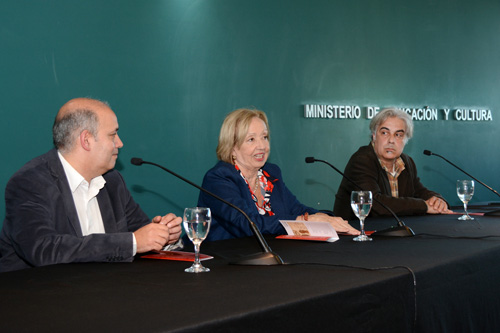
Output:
[[276, 230, 374, 241], [276, 235, 338, 242], [141, 250, 213, 262], [336, 230, 375, 236], [449, 212, 484, 216]]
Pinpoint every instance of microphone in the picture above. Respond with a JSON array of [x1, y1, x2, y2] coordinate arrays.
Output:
[[423, 150, 500, 216], [305, 157, 415, 237], [130, 157, 284, 265]]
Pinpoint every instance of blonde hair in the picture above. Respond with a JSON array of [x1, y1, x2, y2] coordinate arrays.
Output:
[[216, 108, 270, 163]]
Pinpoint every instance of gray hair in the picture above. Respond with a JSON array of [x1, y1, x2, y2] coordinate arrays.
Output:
[[369, 108, 413, 143], [52, 109, 99, 153]]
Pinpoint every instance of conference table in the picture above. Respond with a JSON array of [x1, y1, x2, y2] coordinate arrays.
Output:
[[2, 204, 500, 332]]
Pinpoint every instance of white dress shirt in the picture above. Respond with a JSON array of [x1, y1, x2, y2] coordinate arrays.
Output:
[[58, 152, 106, 235], [58, 152, 137, 254]]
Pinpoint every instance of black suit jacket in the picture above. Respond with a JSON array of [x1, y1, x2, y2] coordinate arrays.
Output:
[[0, 149, 150, 272]]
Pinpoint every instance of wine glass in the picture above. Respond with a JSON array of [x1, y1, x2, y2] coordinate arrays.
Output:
[[183, 207, 211, 273], [351, 191, 373, 242], [457, 180, 474, 220]]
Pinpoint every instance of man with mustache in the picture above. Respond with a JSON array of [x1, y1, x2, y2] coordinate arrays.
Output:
[[333, 108, 451, 221], [0, 98, 182, 272]]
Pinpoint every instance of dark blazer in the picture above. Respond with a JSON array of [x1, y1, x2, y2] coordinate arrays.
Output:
[[0, 149, 150, 272], [198, 161, 317, 241], [333, 144, 446, 221]]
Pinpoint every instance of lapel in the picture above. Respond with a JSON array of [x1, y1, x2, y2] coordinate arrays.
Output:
[[368, 144, 393, 195], [46, 149, 83, 237], [96, 185, 117, 233]]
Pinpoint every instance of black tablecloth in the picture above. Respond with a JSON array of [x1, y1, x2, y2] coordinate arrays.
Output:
[[2, 209, 500, 332]]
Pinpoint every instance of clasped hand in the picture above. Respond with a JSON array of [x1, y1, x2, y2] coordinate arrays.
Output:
[[134, 213, 182, 253], [426, 196, 453, 214]]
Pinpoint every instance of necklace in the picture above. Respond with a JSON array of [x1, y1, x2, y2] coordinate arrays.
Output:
[[253, 177, 260, 195]]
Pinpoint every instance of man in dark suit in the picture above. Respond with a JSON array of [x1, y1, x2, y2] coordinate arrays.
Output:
[[0, 98, 182, 272], [333, 108, 451, 221]]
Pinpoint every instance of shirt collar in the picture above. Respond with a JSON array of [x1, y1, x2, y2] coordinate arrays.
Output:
[[371, 142, 405, 175], [380, 157, 405, 177], [58, 151, 106, 193]]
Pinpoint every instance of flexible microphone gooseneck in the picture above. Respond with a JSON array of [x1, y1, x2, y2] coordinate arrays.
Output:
[[423, 150, 500, 216], [130, 157, 284, 265], [423, 150, 500, 198], [305, 157, 415, 237]]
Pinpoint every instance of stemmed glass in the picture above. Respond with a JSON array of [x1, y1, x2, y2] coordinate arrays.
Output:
[[183, 207, 211, 273], [351, 191, 373, 242], [457, 180, 474, 220]]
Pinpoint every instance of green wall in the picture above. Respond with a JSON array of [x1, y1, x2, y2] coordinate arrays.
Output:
[[1, 0, 500, 227]]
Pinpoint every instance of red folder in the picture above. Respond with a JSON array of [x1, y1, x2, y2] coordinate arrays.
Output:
[[141, 250, 213, 262]]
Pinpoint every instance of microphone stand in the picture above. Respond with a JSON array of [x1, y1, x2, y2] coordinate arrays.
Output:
[[424, 150, 500, 216], [306, 157, 415, 237], [131, 158, 284, 265]]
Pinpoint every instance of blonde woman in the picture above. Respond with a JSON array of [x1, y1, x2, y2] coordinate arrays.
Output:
[[199, 108, 359, 241]]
